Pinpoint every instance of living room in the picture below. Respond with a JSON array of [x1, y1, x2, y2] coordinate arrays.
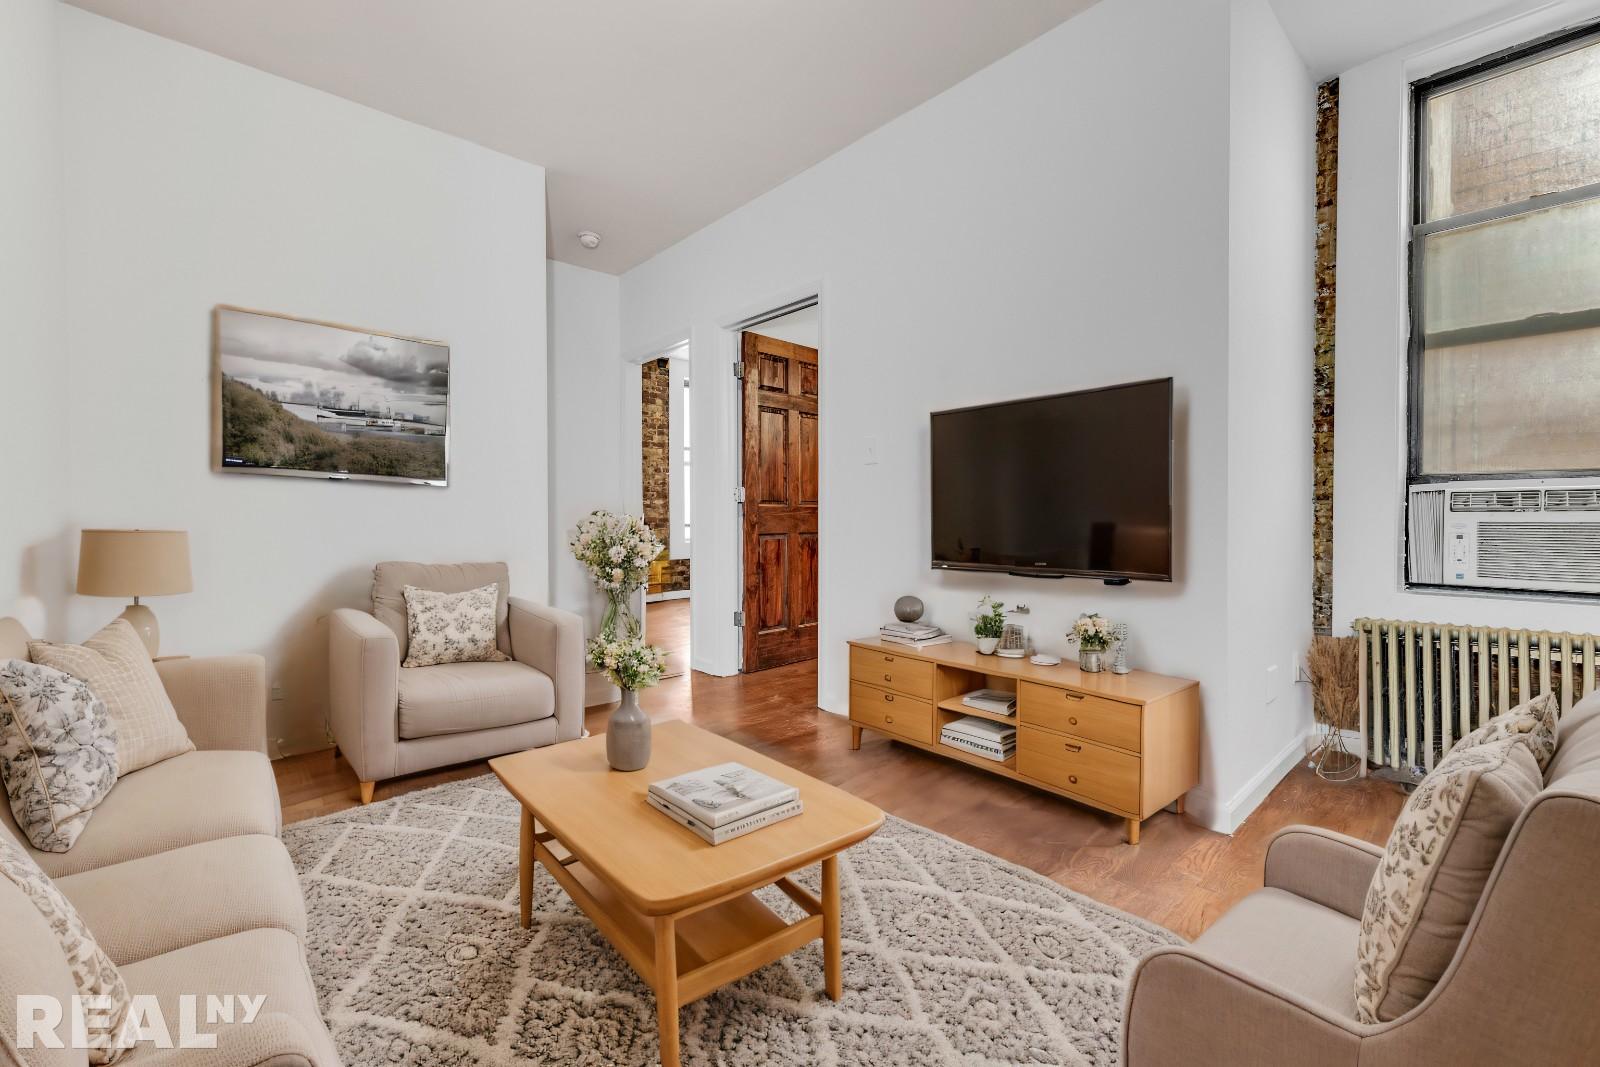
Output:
[[3, 0, 1598, 1063]]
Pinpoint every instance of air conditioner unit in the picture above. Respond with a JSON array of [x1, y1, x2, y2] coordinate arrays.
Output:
[[1408, 478, 1600, 595]]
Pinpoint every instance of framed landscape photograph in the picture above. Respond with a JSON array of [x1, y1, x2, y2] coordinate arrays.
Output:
[[212, 306, 449, 486]]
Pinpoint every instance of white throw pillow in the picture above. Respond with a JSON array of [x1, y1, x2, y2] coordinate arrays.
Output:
[[401, 583, 512, 668], [0, 833, 133, 1062], [29, 619, 194, 775], [0, 660, 119, 851]]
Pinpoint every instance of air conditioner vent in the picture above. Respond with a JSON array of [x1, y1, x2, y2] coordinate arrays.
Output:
[[1477, 523, 1600, 585], [1450, 489, 1542, 513], [1544, 488, 1600, 512]]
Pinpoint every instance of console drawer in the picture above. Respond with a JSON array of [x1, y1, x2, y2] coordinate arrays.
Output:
[[1017, 725, 1139, 812], [849, 682, 935, 745], [849, 647, 934, 700], [1017, 681, 1141, 752]]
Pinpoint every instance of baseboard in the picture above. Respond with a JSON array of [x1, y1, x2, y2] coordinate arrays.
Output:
[[1223, 727, 1316, 833]]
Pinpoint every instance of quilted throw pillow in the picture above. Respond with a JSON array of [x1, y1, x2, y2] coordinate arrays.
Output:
[[1448, 691, 1560, 772], [29, 619, 193, 775], [0, 661, 119, 852], [0, 833, 133, 1063], [1355, 737, 1541, 1022], [401, 583, 512, 668]]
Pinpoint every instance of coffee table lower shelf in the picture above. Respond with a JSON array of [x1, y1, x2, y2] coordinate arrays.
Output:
[[521, 812, 841, 1065]]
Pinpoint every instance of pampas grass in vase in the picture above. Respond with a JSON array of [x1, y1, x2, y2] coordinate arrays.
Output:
[[1306, 635, 1362, 781]]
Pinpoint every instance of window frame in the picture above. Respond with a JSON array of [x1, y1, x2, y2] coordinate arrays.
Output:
[[1406, 20, 1600, 485]]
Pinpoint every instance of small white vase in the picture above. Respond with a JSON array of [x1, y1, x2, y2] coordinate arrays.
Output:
[[1079, 648, 1108, 673], [977, 637, 1000, 655]]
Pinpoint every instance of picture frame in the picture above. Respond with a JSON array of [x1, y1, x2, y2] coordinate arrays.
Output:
[[211, 305, 450, 487]]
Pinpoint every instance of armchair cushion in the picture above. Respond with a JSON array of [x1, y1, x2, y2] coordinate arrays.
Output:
[[372, 561, 510, 665], [1190, 887, 1360, 1018], [397, 660, 554, 740]]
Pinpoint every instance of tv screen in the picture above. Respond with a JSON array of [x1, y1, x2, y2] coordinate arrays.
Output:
[[931, 378, 1173, 582]]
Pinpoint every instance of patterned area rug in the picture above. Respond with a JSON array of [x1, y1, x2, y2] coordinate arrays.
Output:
[[284, 773, 1180, 1066]]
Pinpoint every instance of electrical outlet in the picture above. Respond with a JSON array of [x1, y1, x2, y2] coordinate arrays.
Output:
[[1264, 663, 1280, 706]]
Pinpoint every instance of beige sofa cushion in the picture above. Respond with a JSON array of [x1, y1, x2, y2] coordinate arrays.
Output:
[[0, 750, 280, 878], [1193, 886, 1360, 1018], [398, 659, 555, 740], [1356, 737, 1541, 1022], [119, 927, 340, 1067], [373, 561, 511, 664], [0, 835, 132, 1062], [401, 583, 512, 668], [0, 659, 119, 851], [57, 834, 305, 967], [29, 620, 194, 774], [1450, 692, 1560, 772]]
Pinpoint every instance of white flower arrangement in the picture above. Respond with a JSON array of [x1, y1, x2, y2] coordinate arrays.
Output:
[[1068, 612, 1115, 652], [570, 510, 665, 596], [586, 633, 669, 691]]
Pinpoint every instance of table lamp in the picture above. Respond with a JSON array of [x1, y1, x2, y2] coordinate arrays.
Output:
[[76, 529, 193, 656]]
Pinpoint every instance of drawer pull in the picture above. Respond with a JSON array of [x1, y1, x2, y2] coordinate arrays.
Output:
[[1063, 742, 1082, 753], [1069, 774, 1079, 785], [883, 673, 892, 681], [884, 693, 895, 702], [1063, 692, 1086, 702], [885, 715, 894, 724], [1068, 716, 1079, 726], [884, 655, 895, 662]]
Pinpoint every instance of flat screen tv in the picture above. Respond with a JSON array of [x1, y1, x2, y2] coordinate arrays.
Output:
[[931, 378, 1173, 583]]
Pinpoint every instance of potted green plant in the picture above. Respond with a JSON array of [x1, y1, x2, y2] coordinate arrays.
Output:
[[974, 596, 1006, 654]]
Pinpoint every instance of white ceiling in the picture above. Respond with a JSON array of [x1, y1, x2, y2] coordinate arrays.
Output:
[[1268, 0, 1546, 81], [65, 0, 1096, 274]]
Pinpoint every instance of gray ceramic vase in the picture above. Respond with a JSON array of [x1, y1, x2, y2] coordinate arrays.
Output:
[[606, 689, 651, 771]]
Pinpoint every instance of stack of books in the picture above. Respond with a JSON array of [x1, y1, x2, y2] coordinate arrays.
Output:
[[960, 688, 1017, 716], [646, 762, 803, 845], [940, 715, 1016, 763], [879, 621, 950, 648]]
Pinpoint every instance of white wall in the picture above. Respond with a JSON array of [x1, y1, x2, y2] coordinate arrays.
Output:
[[0, 0, 69, 636], [1224, 0, 1317, 819], [748, 304, 820, 349], [668, 353, 690, 563], [548, 260, 624, 626], [1333, 0, 1600, 638], [58, 8, 549, 755], [622, 0, 1260, 828]]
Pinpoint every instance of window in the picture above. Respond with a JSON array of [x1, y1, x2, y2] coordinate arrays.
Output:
[[1409, 26, 1600, 479]]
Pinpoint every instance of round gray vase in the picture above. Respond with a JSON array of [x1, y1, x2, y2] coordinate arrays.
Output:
[[606, 689, 651, 771]]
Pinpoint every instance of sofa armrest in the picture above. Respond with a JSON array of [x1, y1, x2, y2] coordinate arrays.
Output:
[[507, 597, 585, 742], [1263, 825, 1384, 920], [328, 608, 400, 783], [155, 654, 267, 754], [1123, 946, 1364, 1066]]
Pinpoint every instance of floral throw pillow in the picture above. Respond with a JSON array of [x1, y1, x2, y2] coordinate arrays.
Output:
[[1448, 691, 1560, 772], [1355, 736, 1541, 1022], [401, 583, 512, 668], [0, 832, 133, 1062], [0, 660, 119, 852]]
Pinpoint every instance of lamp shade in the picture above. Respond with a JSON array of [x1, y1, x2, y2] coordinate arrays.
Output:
[[76, 530, 193, 598]]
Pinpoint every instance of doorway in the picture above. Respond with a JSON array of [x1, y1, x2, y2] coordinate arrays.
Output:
[[641, 346, 691, 679], [738, 304, 819, 672]]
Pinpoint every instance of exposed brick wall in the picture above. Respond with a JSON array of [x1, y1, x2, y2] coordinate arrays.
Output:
[[641, 360, 690, 595], [1313, 78, 1338, 636]]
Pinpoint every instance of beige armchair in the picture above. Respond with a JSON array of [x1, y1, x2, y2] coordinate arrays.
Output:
[[1122, 693, 1600, 1065], [328, 561, 584, 802]]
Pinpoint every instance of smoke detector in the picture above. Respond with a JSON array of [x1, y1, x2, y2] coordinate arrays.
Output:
[[577, 231, 601, 250]]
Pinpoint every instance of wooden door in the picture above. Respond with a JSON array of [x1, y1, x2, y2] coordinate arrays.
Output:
[[741, 332, 819, 671]]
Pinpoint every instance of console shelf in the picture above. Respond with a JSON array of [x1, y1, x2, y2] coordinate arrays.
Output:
[[848, 638, 1201, 844]]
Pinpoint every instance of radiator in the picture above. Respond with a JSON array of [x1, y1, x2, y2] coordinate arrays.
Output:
[[1351, 618, 1600, 775]]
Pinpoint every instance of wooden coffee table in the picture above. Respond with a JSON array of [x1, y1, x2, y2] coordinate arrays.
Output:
[[489, 720, 883, 1066]]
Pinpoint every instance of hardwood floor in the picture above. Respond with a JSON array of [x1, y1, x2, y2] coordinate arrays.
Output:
[[275, 658, 1404, 940], [646, 599, 690, 680]]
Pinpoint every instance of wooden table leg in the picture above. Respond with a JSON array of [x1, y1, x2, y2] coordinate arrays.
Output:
[[850, 725, 862, 751], [654, 915, 680, 1067], [1126, 818, 1141, 846], [1174, 794, 1186, 815], [822, 855, 842, 1000], [519, 808, 534, 928]]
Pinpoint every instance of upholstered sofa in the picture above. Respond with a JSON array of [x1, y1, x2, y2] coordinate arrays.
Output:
[[327, 562, 584, 803], [1122, 690, 1600, 1065], [0, 616, 339, 1067]]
